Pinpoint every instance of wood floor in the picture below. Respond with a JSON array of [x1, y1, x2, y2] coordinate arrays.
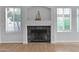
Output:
[[0, 43, 79, 52]]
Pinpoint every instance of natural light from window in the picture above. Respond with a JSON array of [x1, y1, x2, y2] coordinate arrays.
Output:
[[5, 8, 21, 32], [57, 8, 71, 32]]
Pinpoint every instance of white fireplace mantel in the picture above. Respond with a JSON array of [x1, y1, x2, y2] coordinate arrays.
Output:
[[25, 20, 51, 26], [23, 20, 52, 44]]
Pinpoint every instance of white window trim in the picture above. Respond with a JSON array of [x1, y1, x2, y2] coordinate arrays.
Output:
[[57, 8, 72, 32], [5, 7, 22, 33]]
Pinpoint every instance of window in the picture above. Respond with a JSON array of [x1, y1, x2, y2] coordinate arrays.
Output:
[[57, 8, 71, 32], [77, 9, 79, 32], [5, 8, 21, 32]]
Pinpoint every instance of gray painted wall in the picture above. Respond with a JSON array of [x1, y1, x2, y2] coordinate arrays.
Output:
[[0, 6, 79, 43]]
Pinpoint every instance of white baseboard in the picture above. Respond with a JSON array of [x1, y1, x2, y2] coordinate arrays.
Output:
[[53, 41, 79, 43], [23, 41, 28, 44], [1, 41, 79, 44], [0, 41, 23, 43]]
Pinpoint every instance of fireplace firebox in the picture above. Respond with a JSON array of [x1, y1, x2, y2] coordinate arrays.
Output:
[[27, 26, 51, 43]]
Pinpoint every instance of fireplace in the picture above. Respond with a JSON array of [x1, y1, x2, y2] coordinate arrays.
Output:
[[27, 26, 51, 43]]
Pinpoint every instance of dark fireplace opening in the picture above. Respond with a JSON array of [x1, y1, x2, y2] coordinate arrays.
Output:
[[27, 26, 51, 43]]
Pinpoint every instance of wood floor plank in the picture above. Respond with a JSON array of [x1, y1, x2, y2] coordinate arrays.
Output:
[[0, 43, 79, 52]]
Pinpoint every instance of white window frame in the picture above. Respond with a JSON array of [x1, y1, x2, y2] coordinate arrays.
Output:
[[57, 8, 72, 32], [77, 8, 79, 32], [5, 7, 22, 32]]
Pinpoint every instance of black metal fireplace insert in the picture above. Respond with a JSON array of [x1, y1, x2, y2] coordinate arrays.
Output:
[[27, 26, 51, 43]]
